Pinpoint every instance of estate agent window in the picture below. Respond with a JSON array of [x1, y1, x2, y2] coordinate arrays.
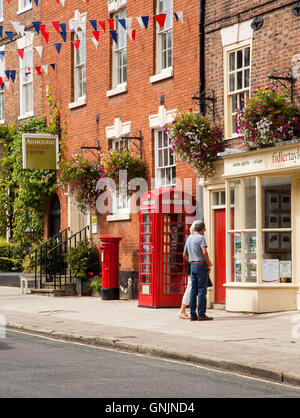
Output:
[[228, 176, 292, 284], [225, 42, 251, 138]]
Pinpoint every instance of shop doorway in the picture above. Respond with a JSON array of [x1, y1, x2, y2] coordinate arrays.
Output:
[[49, 194, 61, 237], [212, 191, 226, 304]]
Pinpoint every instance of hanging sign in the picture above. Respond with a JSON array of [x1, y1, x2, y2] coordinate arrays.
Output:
[[22, 133, 59, 169]]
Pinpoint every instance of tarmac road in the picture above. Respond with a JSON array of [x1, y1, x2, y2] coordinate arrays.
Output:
[[1, 329, 300, 399]]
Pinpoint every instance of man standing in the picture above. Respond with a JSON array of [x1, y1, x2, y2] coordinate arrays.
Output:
[[183, 222, 213, 321]]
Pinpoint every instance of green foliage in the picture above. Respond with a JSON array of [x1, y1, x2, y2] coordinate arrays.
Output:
[[58, 154, 104, 214], [236, 87, 300, 148], [0, 237, 28, 272], [64, 239, 101, 280], [0, 257, 22, 272], [101, 149, 146, 196], [0, 117, 57, 244], [86, 274, 102, 293], [165, 111, 224, 179]]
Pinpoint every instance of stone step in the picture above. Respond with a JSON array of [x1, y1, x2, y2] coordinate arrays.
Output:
[[30, 282, 76, 297]]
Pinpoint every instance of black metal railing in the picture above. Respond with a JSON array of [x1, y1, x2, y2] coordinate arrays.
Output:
[[47, 226, 90, 290], [32, 227, 70, 289]]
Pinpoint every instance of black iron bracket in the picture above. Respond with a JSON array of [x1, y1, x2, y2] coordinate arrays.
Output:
[[122, 130, 143, 158], [268, 69, 296, 103], [192, 89, 217, 121], [80, 140, 101, 162]]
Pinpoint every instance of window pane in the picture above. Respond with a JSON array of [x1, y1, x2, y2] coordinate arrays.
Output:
[[244, 47, 250, 67], [262, 233, 292, 283], [244, 69, 250, 87], [245, 178, 256, 229], [237, 71, 243, 90], [262, 177, 291, 229], [231, 232, 242, 282], [229, 74, 235, 92], [237, 50, 243, 69], [230, 180, 242, 229], [229, 52, 235, 71]]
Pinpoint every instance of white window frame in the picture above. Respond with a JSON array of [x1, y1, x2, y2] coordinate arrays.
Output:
[[18, 34, 33, 120], [112, 8, 127, 89], [110, 137, 130, 217], [154, 129, 176, 189], [224, 40, 251, 139], [0, 46, 5, 123], [150, 0, 173, 84], [17, 0, 32, 15], [68, 11, 87, 109], [0, 0, 3, 23]]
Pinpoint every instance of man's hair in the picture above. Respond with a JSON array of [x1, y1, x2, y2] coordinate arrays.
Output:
[[194, 222, 205, 232]]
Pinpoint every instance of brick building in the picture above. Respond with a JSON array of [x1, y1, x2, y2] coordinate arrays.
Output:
[[2, 0, 300, 311]]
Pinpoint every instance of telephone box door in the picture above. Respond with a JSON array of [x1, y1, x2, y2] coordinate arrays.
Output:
[[157, 213, 187, 307], [139, 213, 155, 306]]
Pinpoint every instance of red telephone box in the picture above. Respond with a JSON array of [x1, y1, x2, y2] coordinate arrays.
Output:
[[100, 235, 122, 300], [138, 188, 195, 308]]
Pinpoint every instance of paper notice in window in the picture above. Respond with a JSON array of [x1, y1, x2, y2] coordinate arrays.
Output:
[[263, 259, 279, 283], [279, 261, 292, 279]]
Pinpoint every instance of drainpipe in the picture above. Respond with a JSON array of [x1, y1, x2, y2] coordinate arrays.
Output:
[[199, 0, 206, 115]]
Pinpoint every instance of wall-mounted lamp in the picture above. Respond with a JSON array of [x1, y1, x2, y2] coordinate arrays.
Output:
[[96, 114, 100, 124]]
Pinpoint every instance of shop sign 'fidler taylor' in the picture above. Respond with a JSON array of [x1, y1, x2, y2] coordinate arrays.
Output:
[[22, 133, 59, 170]]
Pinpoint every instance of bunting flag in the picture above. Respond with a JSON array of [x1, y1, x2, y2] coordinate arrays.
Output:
[[89, 20, 97, 31], [92, 31, 100, 42], [35, 45, 43, 57], [0, 51, 5, 61], [99, 20, 106, 32], [10, 70, 16, 82], [90, 37, 98, 49], [16, 48, 24, 59], [0, 77, 3, 87], [50, 63, 56, 70], [32, 21, 41, 35], [136, 16, 149, 30], [5, 31, 14, 42], [59, 23, 66, 32], [118, 19, 126, 30], [127, 29, 136, 41], [107, 19, 115, 31], [60, 31, 67, 42], [52, 21, 60, 33], [0, 26, 2, 38], [125, 18, 132, 29], [35, 66, 42, 75], [11, 22, 25, 36], [54, 43, 62, 53], [60, 0, 65, 6], [4, 81, 10, 90], [40, 25, 50, 43], [174, 11, 183, 24], [110, 30, 118, 44], [33, 0, 39, 6], [154, 14, 166, 28], [42, 65, 48, 74], [72, 40, 80, 50]]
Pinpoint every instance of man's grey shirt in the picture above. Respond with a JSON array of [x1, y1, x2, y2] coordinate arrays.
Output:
[[184, 232, 207, 262]]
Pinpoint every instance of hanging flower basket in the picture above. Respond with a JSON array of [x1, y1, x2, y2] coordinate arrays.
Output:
[[236, 87, 300, 149], [165, 111, 224, 179], [101, 149, 146, 196], [58, 154, 105, 213]]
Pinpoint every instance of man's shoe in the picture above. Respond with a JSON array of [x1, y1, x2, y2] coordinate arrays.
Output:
[[190, 316, 198, 321], [198, 315, 213, 321]]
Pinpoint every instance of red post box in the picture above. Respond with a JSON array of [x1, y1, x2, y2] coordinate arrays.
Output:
[[100, 235, 122, 300], [138, 188, 195, 308]]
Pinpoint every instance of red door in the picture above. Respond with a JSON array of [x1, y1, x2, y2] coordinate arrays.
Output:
[[214, 209, 226, 304]]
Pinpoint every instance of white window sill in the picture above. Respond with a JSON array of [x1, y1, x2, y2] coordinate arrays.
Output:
[[107, 213, 131, 222], [106, 83, 127, 98], [150, 67, 173, 84], [18, 111, 34, 121], [17, 5, 33, 15], [68, 96, 86, 110]]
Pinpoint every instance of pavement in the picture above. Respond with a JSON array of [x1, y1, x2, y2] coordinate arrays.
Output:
[[1, 285, 300, 387]]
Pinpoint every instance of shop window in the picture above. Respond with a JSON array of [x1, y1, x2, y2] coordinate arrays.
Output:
[[262, 177, 291, 283], [228, 176, 292, 284]]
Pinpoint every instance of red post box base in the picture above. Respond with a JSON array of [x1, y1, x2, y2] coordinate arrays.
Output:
[[101, 287, 119, 300]]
